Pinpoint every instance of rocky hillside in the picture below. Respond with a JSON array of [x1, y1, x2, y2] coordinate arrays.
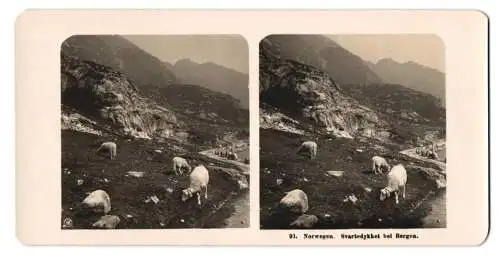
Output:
[[259, 38, 388, 140], [61, 35, 177, 89], [61, 54, 180, 140], [261, 35, 382, 86], [367, 58, 446, 106], [340, 83, 446, 147], [259, 36, 446, 147], [171, 59, 249, 109]]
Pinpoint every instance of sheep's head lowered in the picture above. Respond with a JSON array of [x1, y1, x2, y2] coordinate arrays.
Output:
[[379, 188, 391, 201], [181, 187, 195, 202]]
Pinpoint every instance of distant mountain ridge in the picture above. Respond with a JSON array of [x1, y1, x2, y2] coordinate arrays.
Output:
[[61, 35, 178, 88], [261, 35, 383, 86], [170, 58, 249, 109], [259, 35, 446, 146], [366, 58, 446, 106]]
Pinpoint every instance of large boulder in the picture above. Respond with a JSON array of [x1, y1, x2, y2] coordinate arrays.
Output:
[[278, 189, 309, 214], [82, 189, 111, 214]]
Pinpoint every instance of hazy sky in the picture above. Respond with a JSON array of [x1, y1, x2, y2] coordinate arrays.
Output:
[[326, 34, 445, 72], [122, 35, 249, 74]]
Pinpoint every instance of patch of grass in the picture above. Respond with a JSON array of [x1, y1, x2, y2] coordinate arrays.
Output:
[[259, 129, 439, 229], [61, 130, 241, 229]]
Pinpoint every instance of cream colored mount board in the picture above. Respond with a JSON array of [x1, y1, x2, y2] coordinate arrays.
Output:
[[15, 10, 489, 246]]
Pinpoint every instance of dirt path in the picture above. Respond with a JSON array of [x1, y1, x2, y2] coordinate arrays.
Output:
[[421, 191, 446, 228], [222, 192, 250, 228], [400, 140, 447, 228], [197, 142, 250, 228]]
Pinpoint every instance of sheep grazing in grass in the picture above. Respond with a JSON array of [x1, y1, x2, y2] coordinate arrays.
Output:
[[181, 165, 209, 206], [380, 164, 408, 205], [172, 156, 192, 175], [96, 141, 117, 160], [82, 189, 111, 214], [278, 189, 309, 214], [296, 141, 318, 160], [372, 156, 390, 174]]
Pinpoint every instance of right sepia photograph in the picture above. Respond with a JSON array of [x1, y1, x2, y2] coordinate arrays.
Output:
[[259, 34, 446, 230]]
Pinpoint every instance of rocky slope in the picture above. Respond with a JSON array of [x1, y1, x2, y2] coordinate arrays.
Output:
[[259, 38, 388, 140], [61, 54, 180, 139], [367, 58, 446, 106], [261, 35, 382, 86], [171, 59, 249, 109], [61, 35, 177, 89]]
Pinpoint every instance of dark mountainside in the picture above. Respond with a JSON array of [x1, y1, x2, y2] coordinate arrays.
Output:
[[367, 58, 446, 106], [262, 35, 382, 86], [260, 37, 389, 141], [171, 59, 249, 109], [259, 36, 446, 229], [61, 38, 250, 229], [61, 35, 178, 89], [61, 54, 180, 140]]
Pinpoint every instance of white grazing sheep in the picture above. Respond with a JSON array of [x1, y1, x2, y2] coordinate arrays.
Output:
[[279, 189, 309, 214], [181, 165, 210, 205], [172, 156, 191, 175], [380, 164, 408, 204], [82, 189, 111, 214], [372, 156, 390, 174], [96, 141, 117, 160], [296, 141, 318, 160]]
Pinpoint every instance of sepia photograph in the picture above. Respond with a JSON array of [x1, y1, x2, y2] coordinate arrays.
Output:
[[259, 34, 447, 229], [60, 35, 250, 229]]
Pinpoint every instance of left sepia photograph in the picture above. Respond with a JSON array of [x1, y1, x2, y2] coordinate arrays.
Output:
[[60, 35, 250, 229]]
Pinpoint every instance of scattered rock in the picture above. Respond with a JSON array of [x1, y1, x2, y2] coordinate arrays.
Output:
[[436, 179, 446, 189], [327, 171, 344, 177], [303, 177, 309, 182], [92, 215, 120, 229], [364, 187, 372, 193], [180, 219, 185, 223], [276, 178, 284, 185], [160, 222, 165, 227], [165, 188, 174, 193], [62, 217, 73, 228], [237, 180, 249, 190], [76, 179, 84, 186], [127, 171, 145, 178], [146, 157, 153, 161], [279, 189, 309, 214], [154, 149, 162, 153], [145, 195, 160, 204], [126, 214, 134, 218], [82, 189, 111, 214], [356, 149, 363, 153], [343, 194, 358, 204], [290, 214, 318, 228]]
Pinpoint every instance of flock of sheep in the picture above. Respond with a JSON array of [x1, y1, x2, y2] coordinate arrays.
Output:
[[214, 144, 240, 160], [279, 140, 410, 224], [73, 140, 212, 229], [415, 143, 440, 160]]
